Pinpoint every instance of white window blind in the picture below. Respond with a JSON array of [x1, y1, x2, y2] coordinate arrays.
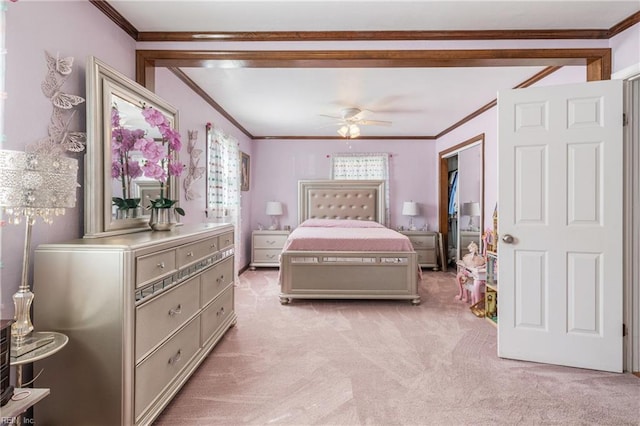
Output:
[[330, 152, 390, 225], [206, 124, 241, 273]]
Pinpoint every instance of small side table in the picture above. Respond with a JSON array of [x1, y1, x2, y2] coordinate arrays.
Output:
[[250, 229, 290, 269], [7, 332, 68, 424]]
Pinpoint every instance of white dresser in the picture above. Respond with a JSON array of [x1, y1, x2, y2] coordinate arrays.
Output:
[[250, 229, 289, 269], [32, 223, 236, 426], [398, 230, 440, 270]]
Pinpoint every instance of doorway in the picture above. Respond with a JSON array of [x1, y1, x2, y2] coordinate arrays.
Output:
[[438, 134, 485, 268]]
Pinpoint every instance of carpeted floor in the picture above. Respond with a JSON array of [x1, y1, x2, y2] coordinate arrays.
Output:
[[154, 269, 640, 425]]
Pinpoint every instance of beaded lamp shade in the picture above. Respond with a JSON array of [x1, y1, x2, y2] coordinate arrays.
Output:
[[0, 150, 78, 224], [0, 149, 78, 350]]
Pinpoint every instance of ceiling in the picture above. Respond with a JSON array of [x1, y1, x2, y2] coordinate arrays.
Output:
[[103, 1, 640, 139]]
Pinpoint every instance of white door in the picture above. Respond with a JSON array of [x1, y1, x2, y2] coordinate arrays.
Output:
[[497, 79, 624, 372]]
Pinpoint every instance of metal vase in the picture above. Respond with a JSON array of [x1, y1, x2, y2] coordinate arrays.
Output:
[[149, 207, 176, 231], [116, 206, 142, 220]]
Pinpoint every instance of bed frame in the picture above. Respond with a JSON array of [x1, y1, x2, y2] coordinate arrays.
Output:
[[279, 180, 420, 305]]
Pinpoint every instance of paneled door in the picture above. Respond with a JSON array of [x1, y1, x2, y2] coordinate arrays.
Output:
[[497, 80, 623, 372]]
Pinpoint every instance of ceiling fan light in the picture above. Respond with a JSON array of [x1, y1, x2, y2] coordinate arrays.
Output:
[[337, 126, 349, 137], [349, 124, 360, 138]]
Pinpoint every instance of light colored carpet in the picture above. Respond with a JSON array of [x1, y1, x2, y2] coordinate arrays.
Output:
[[154, 270, 640, 425]]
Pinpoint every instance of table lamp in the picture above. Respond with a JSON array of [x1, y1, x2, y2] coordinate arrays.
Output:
[[0, 150, 78, 356], [402, 201, 419, 231], [461, 201, 481, 230], [265, 201, 283, 230]]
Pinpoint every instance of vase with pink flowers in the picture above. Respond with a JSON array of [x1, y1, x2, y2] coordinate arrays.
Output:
[[111, 105, 185, 229]]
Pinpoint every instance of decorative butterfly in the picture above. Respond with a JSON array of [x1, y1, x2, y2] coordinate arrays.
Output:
[[48, 109, 86, 152], [190, 165, 206, 181], [189, 147, 203, 159], [41, 70, 85, 110], [45, 51, 74, 76]]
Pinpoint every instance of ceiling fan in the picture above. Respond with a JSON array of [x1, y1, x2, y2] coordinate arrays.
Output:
[[320, 108, 392, 138]]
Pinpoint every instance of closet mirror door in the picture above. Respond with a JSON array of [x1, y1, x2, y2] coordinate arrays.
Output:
[[438, 134, 485, 268]]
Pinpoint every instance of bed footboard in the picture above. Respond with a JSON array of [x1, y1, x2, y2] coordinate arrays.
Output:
[[279, 250, 420, 305]]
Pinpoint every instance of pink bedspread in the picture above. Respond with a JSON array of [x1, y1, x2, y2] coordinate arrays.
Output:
[[282, 219, 414, 252]]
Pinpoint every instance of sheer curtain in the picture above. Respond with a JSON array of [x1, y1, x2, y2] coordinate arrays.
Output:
[[206, 123, 241, 272], [330, 152, 390, 226]]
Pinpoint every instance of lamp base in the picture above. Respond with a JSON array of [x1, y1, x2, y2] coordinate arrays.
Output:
[[11, 333, 55, 358]]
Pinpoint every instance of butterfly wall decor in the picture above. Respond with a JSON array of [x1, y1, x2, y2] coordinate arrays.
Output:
[[31, 51, 86, 154], [183, 130, 205, 201]]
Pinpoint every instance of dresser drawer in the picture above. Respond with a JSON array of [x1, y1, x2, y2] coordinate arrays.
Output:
[[200, 286, 234, 346], [253, 234, 288, 249], [416, 249, 437, 265], [135, 317, 201, 420], [408, 235, 436, 249], [136, 249, 177, 289], [201, 257, 234, 307], [219, 231, 234, 250], [135, 276, 200, 362], [176, 236, 219, 268], [253, 249, 282, 263]]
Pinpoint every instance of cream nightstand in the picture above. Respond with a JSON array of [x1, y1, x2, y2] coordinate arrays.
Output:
[[250, 230, 290, 269], [398, 230, 440, 270]]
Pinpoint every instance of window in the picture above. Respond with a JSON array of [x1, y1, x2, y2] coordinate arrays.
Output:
[[206, 124, 241, 270], [330, 152, 390, 225]]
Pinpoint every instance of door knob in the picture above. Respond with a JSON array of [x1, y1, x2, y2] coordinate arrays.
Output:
[[502, 234, 515, 244]]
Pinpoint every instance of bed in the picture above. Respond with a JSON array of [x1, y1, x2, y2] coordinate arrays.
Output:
[[278, 180, 420, 305]]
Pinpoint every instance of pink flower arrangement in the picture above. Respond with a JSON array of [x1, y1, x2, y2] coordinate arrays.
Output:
[[111, 105, 185, 215]]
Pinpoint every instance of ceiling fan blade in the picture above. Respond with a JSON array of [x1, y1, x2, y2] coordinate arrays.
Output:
[[359, 119, 392, 127], [319, 113, 342, 119]]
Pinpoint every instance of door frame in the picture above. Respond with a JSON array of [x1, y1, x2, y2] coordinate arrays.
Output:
[[622, 75, 640, 374], [438, 133, 485, 267]]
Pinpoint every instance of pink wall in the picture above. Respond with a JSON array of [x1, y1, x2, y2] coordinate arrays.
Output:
[[153, 68, 254, 266], [0, 3, 255, 315], [251, 138, 437, 231], [1, 1, 136, 314]]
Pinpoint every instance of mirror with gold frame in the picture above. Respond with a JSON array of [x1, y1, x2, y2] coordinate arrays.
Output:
[[84, 56, 179, 238]]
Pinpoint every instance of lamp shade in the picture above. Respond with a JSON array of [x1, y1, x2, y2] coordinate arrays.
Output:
[[0, 150, 78, 224], [402, 201, 418, 216], [265, 201, 283, 216], [461, 201, 481, 217]]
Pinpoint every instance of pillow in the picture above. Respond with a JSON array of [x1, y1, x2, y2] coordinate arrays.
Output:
[[299, 218, 384, 228]]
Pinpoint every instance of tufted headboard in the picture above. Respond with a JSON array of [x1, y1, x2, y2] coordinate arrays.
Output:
[[298, 180, 386, 224]]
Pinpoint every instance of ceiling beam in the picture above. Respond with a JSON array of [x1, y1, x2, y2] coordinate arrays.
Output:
[[137, 29, 613, 42], [135, 48, 612, 71]]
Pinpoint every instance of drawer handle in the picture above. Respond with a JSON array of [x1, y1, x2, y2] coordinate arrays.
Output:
[[168, 304, 182, 316], [414, 241, 424, 246], [266, 240, 276, 245], [216, 275, 225, 283], [157, 262, 165, 269], [266, 254, 276, 259], [187, 251, 194, 257], [224, 239, 231, 244], [210, 243, 217, 249], [216, 306, 225, 317], [168, 349, 182, 365]]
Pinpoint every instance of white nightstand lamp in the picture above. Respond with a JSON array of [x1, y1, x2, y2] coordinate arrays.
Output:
[[402, 201, 419, 231], [266, 201, 283, 230], [461, 201, 481, 231]]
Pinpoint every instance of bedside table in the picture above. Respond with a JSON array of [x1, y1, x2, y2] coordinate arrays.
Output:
[[398, 230, 440, 270], [250, 230, 290, 269]]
